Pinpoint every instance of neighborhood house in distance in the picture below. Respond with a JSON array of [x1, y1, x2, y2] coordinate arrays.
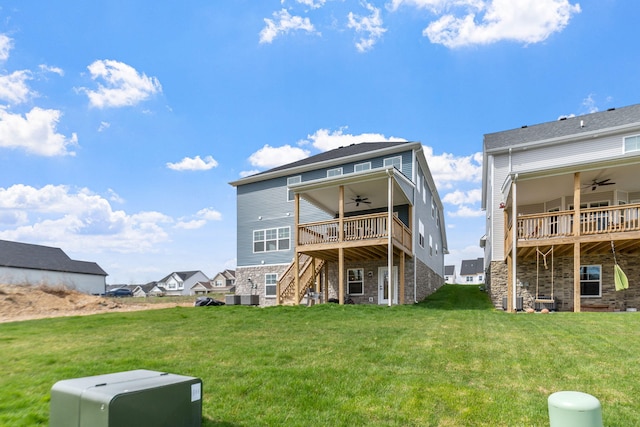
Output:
[[482, 103, 640, 312], [0, 239, 107, 295], [230, 141, 448, 306], [107, 269, 236, 297]]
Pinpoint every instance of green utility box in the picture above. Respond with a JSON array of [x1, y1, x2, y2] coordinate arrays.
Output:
[[50, 369, 202, 427]]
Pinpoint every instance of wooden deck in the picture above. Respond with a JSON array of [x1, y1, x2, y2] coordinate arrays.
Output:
[[506, 203, 640, 258], [297, 212, 412, 260]]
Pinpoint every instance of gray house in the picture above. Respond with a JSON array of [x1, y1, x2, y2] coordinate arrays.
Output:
[[482, 104, 640, 312], [230, 141, 448, 306], [0, 239, 107, 294], [444, 265, 456, 284]]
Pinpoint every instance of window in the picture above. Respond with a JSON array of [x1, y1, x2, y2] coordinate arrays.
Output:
[[624, 135, 640, 153], [215, 280, 223, 287], [435, 243, 438, 255], [287, 176, 301, 202], [429, 235, 433, 256], [580, 265, 601, 297], [436, 209, 440, 228], [265, 273, 277, 297], [416, 173, 421, 193], [253, 227, 290, 253], [431, 199, 436, 218], [466, 276, 473, 283], [347, 268, 364, 295], [422, 182, 426, 204], [418, 220, 425, 248], [384, 156, 402, 171], [327, 168, 343, 177], [478, 275, 483, 282], [354, 162, 371, 172]]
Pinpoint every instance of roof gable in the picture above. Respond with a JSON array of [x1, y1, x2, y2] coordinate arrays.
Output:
[[460, 258, 484, 275]]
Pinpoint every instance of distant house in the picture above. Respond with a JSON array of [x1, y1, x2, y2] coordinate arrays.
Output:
[[0, 239, 107, 294], [460, 258, 484, 284], [190, 281, 215, 295], [157, 271, 210, 296], [210, 269, 236, 293], [444, 265, 456, 284], [107, 283, 165, 297]]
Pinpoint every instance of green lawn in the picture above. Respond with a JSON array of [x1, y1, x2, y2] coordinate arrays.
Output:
[[1, 285, 638, 426]]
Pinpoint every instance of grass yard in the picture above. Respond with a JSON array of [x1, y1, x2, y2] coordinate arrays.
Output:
[[1, 285, 638, 426]]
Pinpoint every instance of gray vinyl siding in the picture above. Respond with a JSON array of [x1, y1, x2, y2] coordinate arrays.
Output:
[[509, 132, 629, 175], [414, 163, 443, 275]]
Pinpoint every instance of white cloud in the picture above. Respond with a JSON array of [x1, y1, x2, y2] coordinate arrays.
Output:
[[166, 155, 219, 171], [98, 121, 111, 132], [304, 127, 406, 151], [443, 188, 481, 205], [0, 34, 12, 61], [0, 70, 34, 104], [248, 144, 310, 168], [0, 106, 78, 156], [422, 0, 581, 48], [0, 184, 174, 253], [175, 219, 207, 230], [259, 9, 318, 44], [196, 207, 222, 221], [39, 64, 64, 76], [81, 59, 162, 108], [423, 146, 482, 189], [581, 93, 598, 113], [293, 0, 327, 9], [348, 2, 387, 52], [107, 188, 125, 204], [175, 207, 222, 230]]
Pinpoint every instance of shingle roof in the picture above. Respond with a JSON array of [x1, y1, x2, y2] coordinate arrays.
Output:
[[484, 104, 640, 151], [460, 258, 484, 276], [0, 239, 107, 276], [158, 271, 203, 283], [230, 141, 417, 186], [444, 265, 455, 276]]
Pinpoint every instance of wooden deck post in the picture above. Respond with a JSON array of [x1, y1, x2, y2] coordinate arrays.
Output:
[[573, 172, 581, 312], [294, 193, 300, 305], [399, 251, 405, 304], [339, 185, 345, 305], [387, 171, 394, 307]]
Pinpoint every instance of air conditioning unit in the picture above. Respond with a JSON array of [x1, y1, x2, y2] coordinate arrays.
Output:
[[502, 296, 523, 311], [50, 369, 202, 427]]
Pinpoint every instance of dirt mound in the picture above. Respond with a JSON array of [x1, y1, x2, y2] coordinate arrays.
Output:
[[0, 284, 189, 323]]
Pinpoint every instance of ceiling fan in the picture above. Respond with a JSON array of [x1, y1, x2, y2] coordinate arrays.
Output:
[[583, 178, 616, 191], [349, 196, 372, 207]]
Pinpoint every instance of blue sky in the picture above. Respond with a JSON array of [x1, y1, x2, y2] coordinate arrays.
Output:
[[0, 0, 638, 284]]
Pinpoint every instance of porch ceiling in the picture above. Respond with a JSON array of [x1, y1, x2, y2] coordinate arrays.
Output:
[[509, 162, 640, 206], [291, 168, 412, 215]]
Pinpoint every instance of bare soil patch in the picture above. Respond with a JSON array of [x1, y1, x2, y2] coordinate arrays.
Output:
[[0, 284, 192, 323]]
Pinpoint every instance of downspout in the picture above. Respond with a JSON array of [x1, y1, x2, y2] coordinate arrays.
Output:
[[511, 173, 518, 312], [388, 169, 394, 307]]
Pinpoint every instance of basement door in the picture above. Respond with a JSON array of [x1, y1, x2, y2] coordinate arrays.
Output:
[[378, 266, 398, 305]]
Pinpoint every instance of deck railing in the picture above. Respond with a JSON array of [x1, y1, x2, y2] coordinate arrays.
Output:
[[298, 212, 411, 249], [516, 203, 640, 241]]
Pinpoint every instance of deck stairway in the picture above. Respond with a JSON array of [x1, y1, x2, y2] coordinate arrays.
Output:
[[277, 253, 325, 305]]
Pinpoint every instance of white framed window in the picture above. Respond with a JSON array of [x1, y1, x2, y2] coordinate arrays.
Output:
[[435, 209, 440, 228], [347, 268, 364, 295], [327, 168, 343, 177], [431, 199, 436, 218], [466, 276, 473, 283], [416, 173, 421, 194], [422, 182, 426, 204], [435, 243, 438, 255], [287, 176, 301, 202], [429, 235, 433, 256], [580, 265, 601, 297], [215, 280, 223, 287], [384, 156, 402, 171], [354, 162, 371, 172], [418, 220, 425, 248], [265, 273, 278, 297], [253, 227, 290, 253], [624, 135, 640, 153]]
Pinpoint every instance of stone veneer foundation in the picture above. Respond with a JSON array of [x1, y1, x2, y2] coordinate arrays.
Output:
[[488, 253, 640, 311], [235, 257, 444, 307]]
